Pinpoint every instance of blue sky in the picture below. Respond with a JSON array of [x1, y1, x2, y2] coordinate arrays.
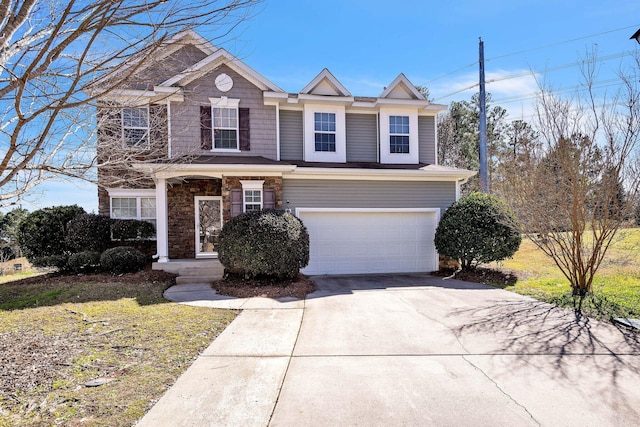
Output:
[[20, 0, 640, 213]]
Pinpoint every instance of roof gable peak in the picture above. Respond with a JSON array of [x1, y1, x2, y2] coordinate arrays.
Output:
[[301, 68, 351, 96], [379, 73, 425, 100]]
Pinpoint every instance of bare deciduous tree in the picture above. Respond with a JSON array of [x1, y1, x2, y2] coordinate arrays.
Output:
[[497, 58, 640, 309], [0, 0, 260, 206]]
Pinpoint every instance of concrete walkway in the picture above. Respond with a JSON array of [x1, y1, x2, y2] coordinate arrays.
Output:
[[138, 274, 640, 426]]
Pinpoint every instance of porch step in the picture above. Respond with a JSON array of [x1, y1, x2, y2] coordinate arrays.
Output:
[[175, 275, 221, 285], [153, 259, 223, 275], [178, 267, 224, 277]]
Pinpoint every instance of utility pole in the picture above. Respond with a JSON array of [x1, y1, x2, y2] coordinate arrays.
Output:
[[478, 37, 489, 193]]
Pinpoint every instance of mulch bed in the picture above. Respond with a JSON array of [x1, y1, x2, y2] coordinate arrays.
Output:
[[10, 268, 176, 286], [432, 267, 518, 287], [214, 274, 315, 299]]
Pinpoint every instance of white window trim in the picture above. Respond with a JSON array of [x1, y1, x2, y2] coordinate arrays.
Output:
[[241, 180, 264, 212], [108, 189, 157, 239], [122, 106, 150, 149], [379, 109, 419, 164], [210, 97, 241, 153], [303, 104, 346, 163]]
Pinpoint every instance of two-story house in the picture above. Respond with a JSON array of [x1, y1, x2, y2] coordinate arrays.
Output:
[[96, 30, 475, 275]]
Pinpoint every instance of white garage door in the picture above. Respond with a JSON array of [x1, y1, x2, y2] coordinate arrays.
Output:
[[298, 209, 439, 275]]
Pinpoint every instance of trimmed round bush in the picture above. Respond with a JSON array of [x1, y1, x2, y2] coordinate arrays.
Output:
[[17, 205, 85, 261], [68, 251, 102, 273], [218, 209, 309, 280], [66, 214, 112, 253], [434, 192, 521, 270], [100, 246, 147, 274]]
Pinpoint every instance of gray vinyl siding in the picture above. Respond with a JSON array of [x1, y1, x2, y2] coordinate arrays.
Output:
[[346, 113, 377, 162], [279, 110, 303, 160], [283, 179, 456, 213], [122, 45, 207, 90], [171, 63, 277, 159], [418, 116, 436, 165]]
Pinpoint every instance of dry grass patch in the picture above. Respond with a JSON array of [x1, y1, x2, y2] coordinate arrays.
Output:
[[0, 270, 237, 426]]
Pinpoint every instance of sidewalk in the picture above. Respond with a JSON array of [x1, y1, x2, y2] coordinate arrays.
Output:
[[137, 284, 304, 426]]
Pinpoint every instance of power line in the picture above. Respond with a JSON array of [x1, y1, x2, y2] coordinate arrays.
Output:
[[432, 50, 636, 102], [486, 24, 640, 62], [424, 24, 640, 93]]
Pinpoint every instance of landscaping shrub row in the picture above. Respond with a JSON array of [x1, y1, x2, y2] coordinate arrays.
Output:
[[17, 206, 152, 274]]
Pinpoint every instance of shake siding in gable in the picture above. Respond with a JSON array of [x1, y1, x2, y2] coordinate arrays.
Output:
[[170, 64, 277, 159], [279, 110, 303, 160], [283, 179, 456, 213], [346, 113, 377, 162], [418, 116, 436, 165]]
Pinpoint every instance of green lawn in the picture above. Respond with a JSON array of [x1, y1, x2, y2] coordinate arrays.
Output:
[[0, 272, 237, 426], [489, 227, 640, 319]]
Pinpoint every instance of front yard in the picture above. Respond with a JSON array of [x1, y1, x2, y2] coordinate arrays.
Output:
[[489, 227, 640, 320], [0, 271, 237, 426]]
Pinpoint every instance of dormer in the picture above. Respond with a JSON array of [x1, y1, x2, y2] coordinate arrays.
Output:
[[300, 69, 350, 163], [378, 73, 425, 164], [379, 73, 426, 100], [301, 68, 351, 97]]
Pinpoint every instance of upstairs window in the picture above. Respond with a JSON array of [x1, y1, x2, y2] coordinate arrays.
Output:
[[213, 107, 238, 150], [314, 112, 336, 152], [389, 115, 410, 154], [122, 107, 149, 147]]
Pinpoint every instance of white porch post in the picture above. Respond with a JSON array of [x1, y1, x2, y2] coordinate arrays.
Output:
[[155, 177, 169, 262]]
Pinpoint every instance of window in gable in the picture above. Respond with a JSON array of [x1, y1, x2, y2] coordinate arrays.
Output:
[[389, 115, 410, 154], [314, 112, 336, 152], [122, 107, 149, 147], [213, 106, 238, 150]]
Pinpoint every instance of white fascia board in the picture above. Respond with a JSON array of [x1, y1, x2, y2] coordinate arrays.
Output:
[[297, 94, 354, 104], [133, 162, 296, 178], [284, 167, 477, 182], [375, 98, 431, 107], [422, 103, 448, 113], [99, 87, 184, 104], [107, 188, 156, 197]]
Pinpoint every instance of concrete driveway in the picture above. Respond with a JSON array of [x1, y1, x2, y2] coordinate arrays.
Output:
[[139, 274, 640, 426]]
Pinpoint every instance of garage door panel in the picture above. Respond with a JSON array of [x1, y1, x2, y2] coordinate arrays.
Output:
[[300, 210, 437, 275]]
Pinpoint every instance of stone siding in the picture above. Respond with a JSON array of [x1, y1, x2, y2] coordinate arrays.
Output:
[[167, 179, 222, 259], [221, 176, 283, 222]]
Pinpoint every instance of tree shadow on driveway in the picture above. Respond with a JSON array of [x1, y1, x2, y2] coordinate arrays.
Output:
[[450, 298, 640, 379]]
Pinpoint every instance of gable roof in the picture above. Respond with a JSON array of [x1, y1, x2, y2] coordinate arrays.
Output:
[[159, 43, 283, 92], [379, 73, 425, 100], [301, 68, 351, 96], [90, 29, 283, 95]]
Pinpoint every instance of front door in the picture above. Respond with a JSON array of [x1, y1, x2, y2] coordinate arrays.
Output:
[[195, 196, 222, 258]]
